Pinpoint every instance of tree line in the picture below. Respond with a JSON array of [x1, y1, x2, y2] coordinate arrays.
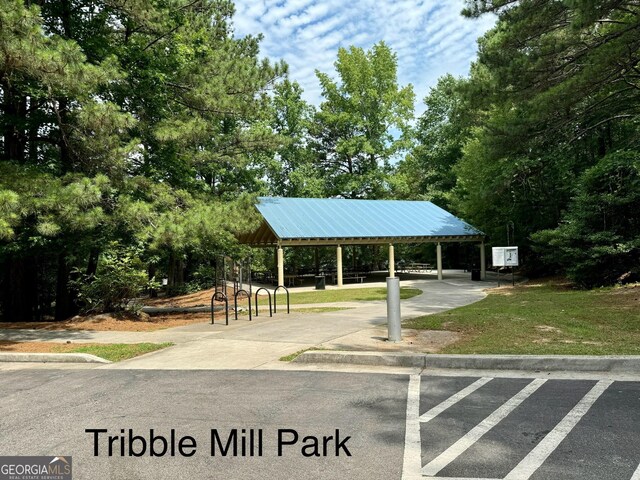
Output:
[[1, 0, 638, 321]]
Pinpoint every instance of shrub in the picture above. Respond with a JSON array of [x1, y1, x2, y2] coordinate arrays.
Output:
[[73, 246, 153, 313]]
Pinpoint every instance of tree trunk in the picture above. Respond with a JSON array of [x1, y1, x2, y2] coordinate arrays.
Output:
[[1, 79, 27, 162], [167, 252, 185, 290], [1, 257, 38, 321], [86, 248, 99, 279], [54, 253, 79, 321]]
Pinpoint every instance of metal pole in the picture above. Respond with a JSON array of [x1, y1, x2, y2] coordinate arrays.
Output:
[[389, 243, 395, 278], [436, 242, 443, 280], [387, 277, 401, 342]]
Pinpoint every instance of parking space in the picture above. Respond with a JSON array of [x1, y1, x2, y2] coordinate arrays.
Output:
[[404, 375, 640, 480]]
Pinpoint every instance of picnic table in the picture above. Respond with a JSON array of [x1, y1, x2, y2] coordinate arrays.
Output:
[[401, 262, 432, 273]]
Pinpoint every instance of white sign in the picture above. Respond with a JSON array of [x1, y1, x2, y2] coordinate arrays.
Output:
[[492, 247, 519, 267]]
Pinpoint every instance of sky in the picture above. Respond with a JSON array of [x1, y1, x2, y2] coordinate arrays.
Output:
[[232, 0, 496, 113]]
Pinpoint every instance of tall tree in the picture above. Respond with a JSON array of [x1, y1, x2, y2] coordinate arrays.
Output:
[[394, 74, 471, 207], [451, 0, 640, 265], [0, 0, 284, 320], [311, 42, 415, 199], [265, 79, 322, 197]]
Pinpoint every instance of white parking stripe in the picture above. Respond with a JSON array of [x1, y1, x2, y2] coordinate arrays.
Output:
[[420, 377, 493, 423], [402, 374, 422, 480], [422, 378, 547, 477], [630, 461, 640, 480], [422, 477, 501, 480], [504, 380, 613, 480]]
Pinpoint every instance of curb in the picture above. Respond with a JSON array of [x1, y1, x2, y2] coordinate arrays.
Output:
[[294, 351, 640, 373], [0, 353, 111, 364]]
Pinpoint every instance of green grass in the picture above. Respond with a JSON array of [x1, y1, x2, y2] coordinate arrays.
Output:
[[277, 287, 422, 305], [279, 347, 326, 362], [54, 342, 173, 362], [404, 280, 640, 355]]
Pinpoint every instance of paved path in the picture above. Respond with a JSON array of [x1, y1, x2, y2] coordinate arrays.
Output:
[[0, 271, 495, 369]]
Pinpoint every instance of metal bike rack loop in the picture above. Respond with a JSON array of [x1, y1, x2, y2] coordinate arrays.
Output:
[[234, 289, 252, 321], [273, 285, 290, 314], [254, 288, 272, 317], [211, 291, 229, 325]]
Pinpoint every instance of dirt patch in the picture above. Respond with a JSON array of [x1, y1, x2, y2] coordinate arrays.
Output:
[[600, 284, 640, 308], [0, 341, 106, 353], [0, 312, 210, 332], [535, 325, 563, 333], [490, 277, 577, 295], [321, 327, 460, 353]]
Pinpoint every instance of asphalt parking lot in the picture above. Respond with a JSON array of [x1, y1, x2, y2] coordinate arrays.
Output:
[[412, 375, 640, 480], [1, 369, 639, 479]]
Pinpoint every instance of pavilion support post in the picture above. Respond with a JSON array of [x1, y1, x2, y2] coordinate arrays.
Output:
[[480, 242, 486, 280], [277, 244, 284, 287], [336, 245, 343, 287], [436, 242, 443, 280], [389, 243, 395, 278]]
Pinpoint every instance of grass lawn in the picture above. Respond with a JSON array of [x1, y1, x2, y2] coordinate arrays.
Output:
[[404, 279, 640, 355], [52, 342, 173, 361], [280, 287, 422, 304]]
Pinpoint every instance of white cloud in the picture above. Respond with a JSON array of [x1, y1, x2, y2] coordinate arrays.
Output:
[[233, 0, 496, 113]]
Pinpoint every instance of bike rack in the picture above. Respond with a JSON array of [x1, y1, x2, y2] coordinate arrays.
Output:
[[234, 289, 252, 321], [254, 287, 272, 317], [273, 285, 290, 314], [211, 291, 228, 325]]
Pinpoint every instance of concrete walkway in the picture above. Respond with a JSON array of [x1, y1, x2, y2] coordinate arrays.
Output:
[[0, 270, 497, 370]]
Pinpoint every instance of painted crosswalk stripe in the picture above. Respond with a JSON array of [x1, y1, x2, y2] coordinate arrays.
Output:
[[402, 374, 422, 480], [630, 461, 640, 480], [504, 380, 613, 480], [420, 377, 493, 423], [422, 378, 547, 477]]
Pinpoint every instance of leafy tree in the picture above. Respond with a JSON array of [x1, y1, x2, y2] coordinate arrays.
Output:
[[394, 75, 471, 207], [448, 0, 640, 270], [533, 151, 640, 287], [0, 0, 283, 321], [265, 79, 323, 197], [311, 42, 415, 199]]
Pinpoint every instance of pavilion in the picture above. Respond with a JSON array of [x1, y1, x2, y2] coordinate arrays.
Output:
[[239, 197, 487, 287]]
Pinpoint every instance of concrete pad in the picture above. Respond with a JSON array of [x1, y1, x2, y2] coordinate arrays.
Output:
[[105, 339, 314, 370]]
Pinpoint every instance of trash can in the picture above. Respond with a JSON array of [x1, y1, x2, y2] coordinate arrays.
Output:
[[315, 275, 326, 290], [471, 269, 481, 281]]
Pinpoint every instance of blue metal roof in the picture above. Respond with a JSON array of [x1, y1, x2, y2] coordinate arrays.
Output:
[[249, 197, 483, 244]]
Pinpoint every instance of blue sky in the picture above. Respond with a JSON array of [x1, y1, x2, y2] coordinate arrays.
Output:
[[232, 0, 496, 113]]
